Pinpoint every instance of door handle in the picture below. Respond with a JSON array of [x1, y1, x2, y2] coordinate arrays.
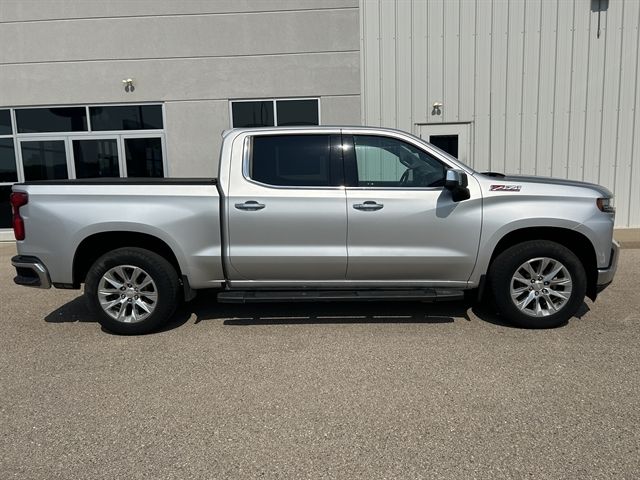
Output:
[[235, 200, 265, 211], [353, 201, 384, 211]]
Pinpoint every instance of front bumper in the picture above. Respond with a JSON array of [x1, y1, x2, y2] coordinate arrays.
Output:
[[596, 240, 620, 292], [11, 255, 52, 289]]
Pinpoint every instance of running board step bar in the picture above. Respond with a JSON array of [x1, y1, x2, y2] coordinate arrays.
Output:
[[217, 289, 464, 304]]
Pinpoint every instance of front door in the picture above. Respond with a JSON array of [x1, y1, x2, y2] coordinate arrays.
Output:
[[343, 132, 481, 285], [226, 133, 348, 282]]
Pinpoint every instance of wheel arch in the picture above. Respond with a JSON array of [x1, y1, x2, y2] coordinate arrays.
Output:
[[488, 227, 598, 301], [72, 231, 182, 287]]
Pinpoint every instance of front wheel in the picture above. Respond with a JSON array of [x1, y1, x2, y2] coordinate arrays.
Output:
[[488, 240, 587, 328], [85, 248, 180, 334]]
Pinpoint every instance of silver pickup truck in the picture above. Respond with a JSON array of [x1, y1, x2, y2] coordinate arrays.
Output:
[[10, 126, 619, 334]]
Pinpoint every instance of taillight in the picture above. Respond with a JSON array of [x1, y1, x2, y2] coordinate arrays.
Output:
[[10, 191, 28, 241]]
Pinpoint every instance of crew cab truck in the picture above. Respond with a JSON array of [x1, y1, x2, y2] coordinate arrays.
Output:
[[10, 126, 619, 334]]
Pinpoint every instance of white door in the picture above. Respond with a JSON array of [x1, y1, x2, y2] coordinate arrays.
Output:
[[416, 123, 471, 166]]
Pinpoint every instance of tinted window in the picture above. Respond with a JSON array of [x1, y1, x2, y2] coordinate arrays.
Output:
[[21, 140, 68, 181], [16, 107, 87, 133], [0, 110, 11, 135], [232, 101, 274, 128], [90, 105, 163, 131], [276, 100, 319, 126], [124, 137, 163, 177], [353, 135, 446, 188], [0, 185, 12, 229], [250, 135, 335, 187], [73, 139, 120, 178], [0, 139, 18, 183]]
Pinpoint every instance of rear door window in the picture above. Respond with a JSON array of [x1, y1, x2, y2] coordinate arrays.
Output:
[[249, 134, 342, 187]]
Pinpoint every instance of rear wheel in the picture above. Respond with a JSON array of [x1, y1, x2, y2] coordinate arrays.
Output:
[[85, 248, 179, 334], [489, 240, 587, 328]]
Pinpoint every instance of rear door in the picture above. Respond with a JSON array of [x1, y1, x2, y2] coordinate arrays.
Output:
[[226, 132, 347, 282]]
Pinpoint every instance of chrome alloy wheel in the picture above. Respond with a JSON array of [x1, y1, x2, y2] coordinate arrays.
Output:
[[510, 257, 573, 317], [98, 265, 158, 323]]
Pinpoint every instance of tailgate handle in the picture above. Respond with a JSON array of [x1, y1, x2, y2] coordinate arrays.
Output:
[[353, 201, 383, 211], [235, 200, 265, 211]]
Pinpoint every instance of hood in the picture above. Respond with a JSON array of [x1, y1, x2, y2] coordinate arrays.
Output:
[[479, 172, 613, 198]]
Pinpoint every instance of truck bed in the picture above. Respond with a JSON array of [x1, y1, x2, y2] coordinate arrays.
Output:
[[12, 179, 224, 289]]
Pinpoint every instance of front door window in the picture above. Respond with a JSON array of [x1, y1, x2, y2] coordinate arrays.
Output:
[[353, 135, 446, 188]]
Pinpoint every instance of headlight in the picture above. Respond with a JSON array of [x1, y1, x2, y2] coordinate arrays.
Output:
[[596, 197, 615, 214]]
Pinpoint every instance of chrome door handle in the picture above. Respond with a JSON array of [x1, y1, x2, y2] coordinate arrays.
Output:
[[353, 201, 384, 211], [235, 200, 265, 211]]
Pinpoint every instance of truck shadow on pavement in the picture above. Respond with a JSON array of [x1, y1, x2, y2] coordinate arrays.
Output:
[[44, 289, 589, 333]]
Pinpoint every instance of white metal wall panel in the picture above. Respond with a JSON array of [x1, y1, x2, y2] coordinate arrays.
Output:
[[396, 1, 414, 132], [567, 2, 590, 183], [360, 0, 640, 227], [411, 0, 429, 125], [536, 1, 557, 178], [599, 3, 624, 192], [473, 2, 492, 173], [380, 0, 397, 126], [616, 1, 640, 226], [630, 17, 640, 228], [490, 1, 508, 174], [443, 0, 460, 122], [427, 0, 444, 124], [550, 0, 574, 179], [520, 0, 541, 176], [504, 0, 526, 175], [458, 2, 476, 124]]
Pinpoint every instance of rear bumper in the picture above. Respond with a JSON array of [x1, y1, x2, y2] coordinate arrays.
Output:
[[11, 255, 52, 289], [596, 240, 619, 292]]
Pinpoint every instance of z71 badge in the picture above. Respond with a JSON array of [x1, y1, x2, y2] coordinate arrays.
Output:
[[490, 185, 522, 192]]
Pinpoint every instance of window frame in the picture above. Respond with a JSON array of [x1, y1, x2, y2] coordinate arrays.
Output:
[[0, 102, 168, 185], [342, 134, 450, 190], [229, 97, 321, 128], [242, 131, 344, 190]]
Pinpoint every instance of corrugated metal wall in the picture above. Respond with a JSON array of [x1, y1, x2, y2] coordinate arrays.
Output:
[[360, 0, 640, 227]]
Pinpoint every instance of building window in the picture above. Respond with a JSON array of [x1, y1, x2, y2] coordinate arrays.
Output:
[[89, 105, 163, 131], [0, 103, 167, 230], [16, 107, 88, 133], [0, 109, 17, 230], [230, 98, 320, 128]]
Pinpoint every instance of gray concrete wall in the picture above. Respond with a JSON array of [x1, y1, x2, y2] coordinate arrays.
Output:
[[0, 0, 361, 176]]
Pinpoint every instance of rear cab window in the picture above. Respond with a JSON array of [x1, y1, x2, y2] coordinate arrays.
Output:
[[248, 134, 343, 187]]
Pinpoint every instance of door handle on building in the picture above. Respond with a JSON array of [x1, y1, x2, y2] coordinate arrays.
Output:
[[235, 200, 265, 211], [353, 201, 383, 211]]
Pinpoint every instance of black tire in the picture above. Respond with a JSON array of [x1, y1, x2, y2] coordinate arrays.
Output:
[[85, 247, 180, 335], [488, 240, 587, 328]]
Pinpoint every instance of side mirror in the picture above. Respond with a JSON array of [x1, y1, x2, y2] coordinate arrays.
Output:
[[444, 169, 468, 190], [444, 169, 470, 202]]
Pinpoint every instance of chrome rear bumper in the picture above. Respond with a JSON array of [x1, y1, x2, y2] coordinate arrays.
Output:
[[11, 255, 52, 289]]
